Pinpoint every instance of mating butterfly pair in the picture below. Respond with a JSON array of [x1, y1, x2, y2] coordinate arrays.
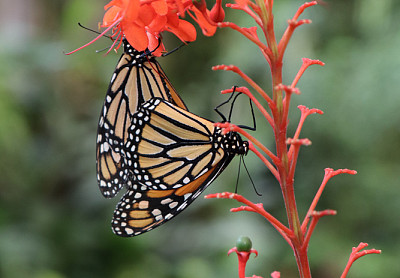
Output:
[[96, 40, 248, 237]]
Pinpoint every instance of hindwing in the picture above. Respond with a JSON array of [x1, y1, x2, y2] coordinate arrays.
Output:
[[112, 157, 234, 237]]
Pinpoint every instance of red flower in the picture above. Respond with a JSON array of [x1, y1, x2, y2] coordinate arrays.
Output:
[[65, 0, 218, 55], [188, 5, 217, 36], [101, 0, 145, 52], [102, 0, 216, 55]]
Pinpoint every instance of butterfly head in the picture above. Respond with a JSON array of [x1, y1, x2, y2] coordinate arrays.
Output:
[[217, 129, 249, 156], [122, 38, 135, 55], [122, 39, 151, 61]]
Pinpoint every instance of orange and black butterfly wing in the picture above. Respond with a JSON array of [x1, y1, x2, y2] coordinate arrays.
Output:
[[111, 98, 247, 236], [124, 98, 227, 191], [112, 158, 234, 237], [96, 41, 187, 198]]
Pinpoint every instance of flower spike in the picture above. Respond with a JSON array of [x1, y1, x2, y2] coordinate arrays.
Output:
[[292, 58, 325, 87], [302, 168, 357, 231], [340, 243, 381, 278]]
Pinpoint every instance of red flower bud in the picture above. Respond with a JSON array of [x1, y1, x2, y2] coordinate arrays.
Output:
[[210, 0, 225, 22]]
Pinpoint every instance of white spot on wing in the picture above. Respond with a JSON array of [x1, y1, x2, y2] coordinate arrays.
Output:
[[183, 193, 192, 200], [160, 198, 172, 205], [139, 201, 149, 209], [125, 228, 134, 235]]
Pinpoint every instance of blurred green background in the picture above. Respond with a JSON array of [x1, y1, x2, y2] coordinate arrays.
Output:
[[1, 0, 399, 277]]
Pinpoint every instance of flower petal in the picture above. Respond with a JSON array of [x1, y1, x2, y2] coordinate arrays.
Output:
[[190, 8, 217, 36], [102, 6, 122, 26], [166, 12, 180, 28], [151, 0, 168, 16], [148, 15, 168, 34], [124, 23, 149, 51], [174, 0, 186, 17], [138, 4, 156, 26], [125, 0, 140, 21], [104, 0, 124, 11], [167, 19, 197, 42]]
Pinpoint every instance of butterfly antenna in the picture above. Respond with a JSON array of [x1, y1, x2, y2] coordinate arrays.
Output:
[[95, 46, 112, 53], [77, 23, 123, 54], [242, 156, 261, 196], [150, 39, 162, 55], [235, 156, 242, 194], [162, 41, 190, 57], [140, 38, 163, 59], [78, 23, 112, 39]]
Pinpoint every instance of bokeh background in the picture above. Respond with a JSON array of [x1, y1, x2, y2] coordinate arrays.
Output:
[[1, 0, 399, 277]]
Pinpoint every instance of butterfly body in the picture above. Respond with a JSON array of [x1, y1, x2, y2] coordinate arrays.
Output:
[[112, 98, 248, 237]]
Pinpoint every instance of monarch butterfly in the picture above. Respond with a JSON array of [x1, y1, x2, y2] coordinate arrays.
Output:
[[96, 39, 187, 198], [112, 98, 249, 237]]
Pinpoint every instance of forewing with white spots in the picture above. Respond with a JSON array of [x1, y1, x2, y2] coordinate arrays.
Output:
[[123, 98, 229, 191], [110, 98, 249, 237], [96, 41, 187, 198]]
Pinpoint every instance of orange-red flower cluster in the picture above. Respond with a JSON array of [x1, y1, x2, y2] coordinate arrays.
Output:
[[102, 0, 218, 55]]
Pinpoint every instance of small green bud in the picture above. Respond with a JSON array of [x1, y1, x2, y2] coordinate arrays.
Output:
[[236, 236, 252, 252]]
